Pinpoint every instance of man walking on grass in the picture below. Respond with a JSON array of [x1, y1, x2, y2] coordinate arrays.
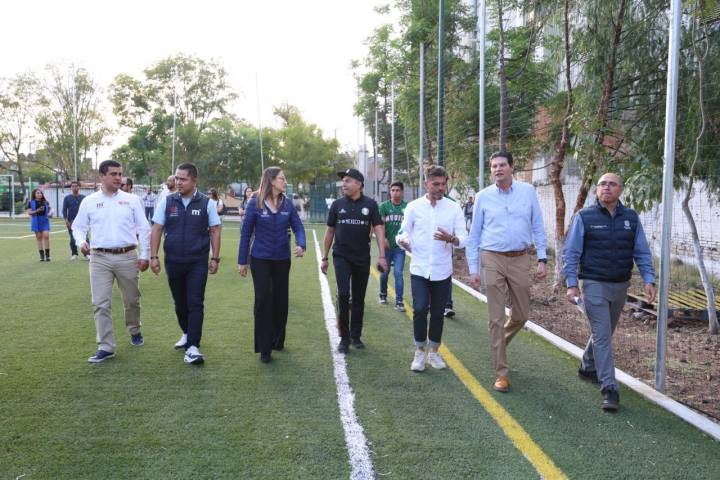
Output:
[[150, 162, 221, 365], [563, 172, 656, 411], [72, 160, 151, 363], [321, 168, 387, 354], [397, 166, 467, 372], [62, 180, 85, 260], [467, 151, 547, 393], [378, 181, 408, 312]]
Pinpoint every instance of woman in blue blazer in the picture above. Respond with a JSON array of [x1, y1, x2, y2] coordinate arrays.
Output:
[[238, 167, 306, 363], [27, 188, 53, 261]]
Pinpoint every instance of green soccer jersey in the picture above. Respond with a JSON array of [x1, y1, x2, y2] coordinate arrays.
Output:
[[379, 199, 407, 250]]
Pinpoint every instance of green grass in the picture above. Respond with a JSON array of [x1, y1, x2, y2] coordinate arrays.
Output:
[[1, 219, 719, 479]]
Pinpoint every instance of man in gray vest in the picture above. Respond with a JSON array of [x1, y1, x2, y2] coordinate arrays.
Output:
[[150, 163, 221, 365], [563, 172, 656, 411]]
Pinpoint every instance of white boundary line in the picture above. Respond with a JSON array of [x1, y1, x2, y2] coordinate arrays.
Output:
[[451, 276, 720, 442], [312, 230, 375, 479], [0, 230, 64, 240]]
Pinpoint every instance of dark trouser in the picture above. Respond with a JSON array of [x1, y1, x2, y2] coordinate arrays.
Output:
[[411, 275, 452, 348], [165, 260, 209, 348], [67, 227, 78, 256], [145, 207, 154, 221], [250, 257, 291, 353], [379, 248, 405, 303], [333, 255, 370, 342]]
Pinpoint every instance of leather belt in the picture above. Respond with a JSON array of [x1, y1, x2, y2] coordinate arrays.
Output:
[[487, 249, 527, 258], [92, 246, 136, 254]]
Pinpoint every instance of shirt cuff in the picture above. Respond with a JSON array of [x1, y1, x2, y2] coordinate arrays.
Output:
[[566, 277, 579, 288], [642, 274, 655, 285]]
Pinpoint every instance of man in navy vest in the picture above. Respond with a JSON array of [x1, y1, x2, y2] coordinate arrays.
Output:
[[150, 163, 221, 365], [563, 172, 656, 411]]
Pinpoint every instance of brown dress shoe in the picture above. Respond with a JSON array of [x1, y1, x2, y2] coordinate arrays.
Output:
[[494, 376, 510, 393]]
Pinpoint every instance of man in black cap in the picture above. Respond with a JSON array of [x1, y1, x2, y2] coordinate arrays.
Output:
[[321, 168, 387, 353]]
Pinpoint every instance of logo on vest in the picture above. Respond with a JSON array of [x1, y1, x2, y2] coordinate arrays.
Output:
[[624, 220, 631, 230], [589, 225, 607, 230], [191, 209, 201, 216], [339, 208, 347, 214]]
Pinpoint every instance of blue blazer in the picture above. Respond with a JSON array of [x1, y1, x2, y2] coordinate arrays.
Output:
[[238, 195, 306, 264]]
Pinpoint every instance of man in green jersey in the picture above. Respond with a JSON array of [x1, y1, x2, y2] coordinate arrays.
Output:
[[379, 181, 408, 311]]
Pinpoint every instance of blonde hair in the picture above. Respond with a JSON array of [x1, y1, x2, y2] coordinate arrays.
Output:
[[256, 166, 283, 208]]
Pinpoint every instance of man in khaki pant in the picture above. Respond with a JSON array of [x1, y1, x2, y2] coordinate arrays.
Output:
[[467, 151, 547, 392], [72, 160, 151, 363]]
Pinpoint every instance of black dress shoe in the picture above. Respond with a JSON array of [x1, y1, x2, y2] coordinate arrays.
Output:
[[260, 352, 272, 363], [337, 342, 350, 354], [601, 388, 620, 412], [350, 338, 365, 349], [578, 367, 600, 384]]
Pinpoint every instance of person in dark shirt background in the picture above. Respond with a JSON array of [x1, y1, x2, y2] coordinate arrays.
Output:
[[62, 180, 86, 260]]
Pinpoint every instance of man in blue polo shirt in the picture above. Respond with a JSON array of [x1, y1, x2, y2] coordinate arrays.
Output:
[[563, 172, 655, 412], [150, 163, 221, 365]]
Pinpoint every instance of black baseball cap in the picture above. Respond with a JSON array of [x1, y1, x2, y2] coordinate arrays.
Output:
[[338, 168, 364, 185]]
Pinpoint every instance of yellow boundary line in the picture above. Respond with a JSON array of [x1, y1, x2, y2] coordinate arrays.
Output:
[[370, 268, 567, 480]]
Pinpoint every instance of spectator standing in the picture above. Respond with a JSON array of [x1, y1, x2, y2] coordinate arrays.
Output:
[[72, 160, 151, 363], [62, 180, 86, 260], [27, 188, 53, 262], [238, 167, 306, 363], [142, 188, 157, 221], [467, 151, 547, 393], [463, 195, 474, 231]]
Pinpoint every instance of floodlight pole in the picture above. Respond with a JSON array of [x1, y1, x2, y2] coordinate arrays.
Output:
[[477, 0, 486, 189], [655, 0, 682, 393], [390, 80, 396, 183], [437, 0, 446, 166], [256, 73, 265, 172], [419, 42, 425, 196]]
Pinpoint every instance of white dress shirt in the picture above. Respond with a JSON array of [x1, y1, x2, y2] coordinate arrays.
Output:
[[466, 180, 547, 275], [72, 189, 151, 260], [395, 196, 467, 281]]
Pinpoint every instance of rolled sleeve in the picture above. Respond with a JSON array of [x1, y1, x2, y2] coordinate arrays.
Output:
[[152, 198, 167, 225], [531, 190, 547, 259], [207, 200, 221, 227]]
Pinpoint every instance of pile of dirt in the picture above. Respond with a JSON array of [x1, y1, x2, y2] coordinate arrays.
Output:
[[452, 249, 720, 421]]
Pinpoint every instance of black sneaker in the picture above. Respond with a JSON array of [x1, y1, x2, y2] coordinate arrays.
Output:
[[444, 307, 455, 318], [378, 294, 387, 305], [260, 352, 272, 363], [130, 333, 144, 346], [88, 349, 115, 363], [601, 388, 620, 412], [395, 303, 406, 312], [337, 341, 350, 354], [578, 367, 600, 384], [350, 338, 365, 349]]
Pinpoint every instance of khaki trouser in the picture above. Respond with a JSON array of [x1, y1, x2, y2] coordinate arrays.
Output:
[[89, 250, 142, 352], [481, 250, 532, 378]]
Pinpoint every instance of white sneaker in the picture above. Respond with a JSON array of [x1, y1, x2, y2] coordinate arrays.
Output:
[[410, 350, 427, 372], [174, 333, 188, 350], [71, 254, 78, 260], [184, 345, 204, 364], [427, 351, 447, 369]]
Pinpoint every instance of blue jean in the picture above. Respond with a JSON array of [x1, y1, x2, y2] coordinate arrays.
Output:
[[411, 275, 451, 348], [379, 248, 405, 303]]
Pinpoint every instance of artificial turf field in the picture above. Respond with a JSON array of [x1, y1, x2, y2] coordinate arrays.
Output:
[[0, 218, 718, 479]]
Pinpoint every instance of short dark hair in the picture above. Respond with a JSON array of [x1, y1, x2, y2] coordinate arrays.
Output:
[[70, 180, 80, 186], [390, 181, 404, 190], [124, 178, 134, 188], [176, 162, 198, 179], [425, 165, 448, 180], [489, 151, 513, 166], [99, 160, 121, 175]]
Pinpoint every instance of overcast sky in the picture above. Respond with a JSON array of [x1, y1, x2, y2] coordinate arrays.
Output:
[[1, 0, 390, 156]]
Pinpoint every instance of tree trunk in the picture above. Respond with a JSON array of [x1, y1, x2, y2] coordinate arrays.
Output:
[[551, 0, 573, 290], [497, 0, 509, 151], [686, 7, 718, 334], [573, 0, 627, 213]]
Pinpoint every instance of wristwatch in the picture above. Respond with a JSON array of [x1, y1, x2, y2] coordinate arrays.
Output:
[[538, 258, 547, 264], [211, 257, 220, 263], [150, 256, 159, 260], [321, 257, 328, 261]]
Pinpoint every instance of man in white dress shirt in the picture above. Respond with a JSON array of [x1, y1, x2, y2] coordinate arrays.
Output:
[[467, 151, 547, 392], [396, 166, 467, 372], [72, 160, 151, 363]]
